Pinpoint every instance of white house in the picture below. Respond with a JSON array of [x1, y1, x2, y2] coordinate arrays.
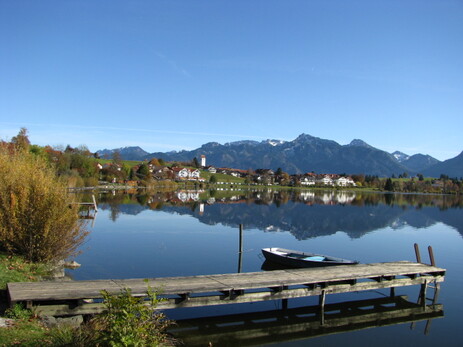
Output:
[[335, 177, 356, 187], [189, 169, 201, 179], [318, 175, 334, 186], [173, 168, 201, 180], [300, 177, 316, 185]]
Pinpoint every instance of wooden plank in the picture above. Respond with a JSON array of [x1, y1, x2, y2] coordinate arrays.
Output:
[[8, 262, 445, 303], [9, 263, 445, 299], [30, 274, 443, 315]]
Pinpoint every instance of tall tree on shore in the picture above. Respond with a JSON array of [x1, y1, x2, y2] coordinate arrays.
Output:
[[384, 178, 394, 191], [11, 127, 30, 153]]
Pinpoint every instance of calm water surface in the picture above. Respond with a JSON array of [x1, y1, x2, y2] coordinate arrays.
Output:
[[73, 190, 463, 346]]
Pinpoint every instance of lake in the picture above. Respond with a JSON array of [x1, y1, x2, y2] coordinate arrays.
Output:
[[73, 190, 463, 346]]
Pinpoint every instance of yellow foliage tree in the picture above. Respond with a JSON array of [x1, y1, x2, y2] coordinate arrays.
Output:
[[0, 148, 88, 262]]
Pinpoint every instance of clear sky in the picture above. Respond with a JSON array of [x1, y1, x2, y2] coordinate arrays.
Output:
[[1, 0, 462, 161]]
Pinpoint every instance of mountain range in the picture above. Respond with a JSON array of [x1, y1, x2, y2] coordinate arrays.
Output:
[[97, 133, 462, 177]]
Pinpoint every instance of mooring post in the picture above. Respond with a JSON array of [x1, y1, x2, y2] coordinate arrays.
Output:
[[237, 224, 243, 273], [414, 243, 422, 263], [428, 246, 435, 266]]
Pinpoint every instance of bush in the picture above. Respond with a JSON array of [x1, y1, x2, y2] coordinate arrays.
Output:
[[92, 284, 173, 346], [4, 303, 34, 320], [33, 285, 174, 346], [0, 149, 88, 262], [84, 176, 99, 187]]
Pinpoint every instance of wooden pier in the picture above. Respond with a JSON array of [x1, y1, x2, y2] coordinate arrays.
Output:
[[75, 194, 98, 220], [7, 261, 445, 317]]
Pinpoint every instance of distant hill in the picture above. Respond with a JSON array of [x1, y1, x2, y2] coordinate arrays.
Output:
[[96, 134, 461, 177], [97, 134, 418, 176], [392, 151, 410, 162], [423, 151, 463, 178], [146, 134, 413, 176], [392, 152, 441, 173], [97, 146, 149, 161]]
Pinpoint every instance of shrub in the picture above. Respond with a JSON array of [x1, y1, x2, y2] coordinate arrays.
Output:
[[93, 284, 173, 346], [0, 149, 88, 262], [4, 303, 34, 320]]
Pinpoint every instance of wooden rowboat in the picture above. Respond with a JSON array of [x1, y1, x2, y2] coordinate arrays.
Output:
[[262, 247, 358, 268]]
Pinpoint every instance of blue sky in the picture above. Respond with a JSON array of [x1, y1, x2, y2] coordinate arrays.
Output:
[[1, 0, 462, 161]]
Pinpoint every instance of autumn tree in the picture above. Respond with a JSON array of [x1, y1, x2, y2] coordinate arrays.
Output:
[[11, 127, 30, 153], [0, 147, 88, 262], [149, 158, 161, 167]]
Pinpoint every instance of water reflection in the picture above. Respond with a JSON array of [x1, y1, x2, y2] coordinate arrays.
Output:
[[73, 189, 461, 347], [169, 295, 444, 347], [94, 189, 463, 239]]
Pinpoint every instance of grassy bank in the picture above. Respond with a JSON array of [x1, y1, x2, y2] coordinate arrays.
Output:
[[0, 253, 51, 290], [0, 254, 53, 346], [0, 254, 174, 346]]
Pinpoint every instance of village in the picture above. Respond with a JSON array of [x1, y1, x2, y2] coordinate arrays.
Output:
[[97, 154, 357, 188]]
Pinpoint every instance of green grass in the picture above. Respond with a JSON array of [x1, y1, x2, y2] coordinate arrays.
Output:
[[0, 253, 50, 290], [0, 255, 76, 346], [0, 319, 51, 347], [96, 158, 140, 168], [390, 177, 434, 183]]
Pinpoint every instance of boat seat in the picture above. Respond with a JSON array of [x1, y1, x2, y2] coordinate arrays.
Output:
[[303, 256, 326, 261]]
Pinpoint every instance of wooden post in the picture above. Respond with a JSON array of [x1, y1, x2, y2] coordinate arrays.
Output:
[[424, 319, 432, 335], [432, 282, 441, 305], [319, 290, 326, 311], [319, 290, 326, 325], [414, 243, 422, 263], [238, 224, 243, 273], [92, 194, 98, 212], [420, 280, 428, 307], [428, 246, 435, 266], [282, 298, 288, 311]]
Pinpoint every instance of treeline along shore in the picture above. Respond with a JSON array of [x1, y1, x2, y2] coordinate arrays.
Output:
[[4, 128, 462, 195]]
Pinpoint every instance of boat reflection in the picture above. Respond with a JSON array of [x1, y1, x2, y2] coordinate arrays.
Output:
[[169, 296, 443, 347], [261, 259, 292, 271]]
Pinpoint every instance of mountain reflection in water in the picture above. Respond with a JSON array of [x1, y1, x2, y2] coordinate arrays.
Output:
[[95, 189, 463, 239], [74, 189, 462, 347]]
